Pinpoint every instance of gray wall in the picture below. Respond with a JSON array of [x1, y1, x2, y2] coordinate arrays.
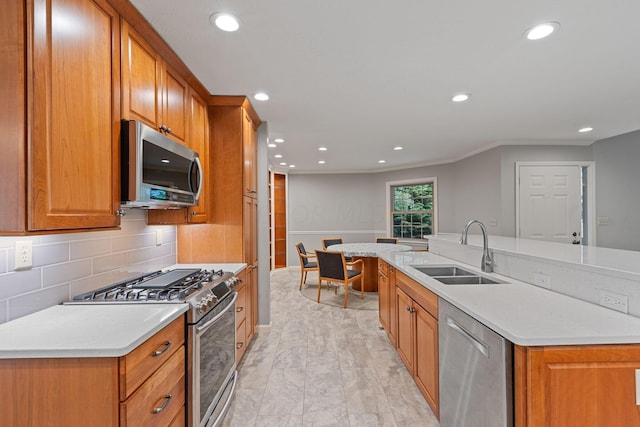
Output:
[[593, 129, 640, 250], [287, 144, 611, 265]]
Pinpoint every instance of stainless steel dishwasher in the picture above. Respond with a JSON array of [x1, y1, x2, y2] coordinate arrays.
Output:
[[438, 299, 513, 427]]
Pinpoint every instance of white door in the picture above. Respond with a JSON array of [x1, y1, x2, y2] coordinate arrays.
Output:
[[518, 165, 582, 244]]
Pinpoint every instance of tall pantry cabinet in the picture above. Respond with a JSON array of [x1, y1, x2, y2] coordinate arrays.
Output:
[[177, 96, 261, 347]]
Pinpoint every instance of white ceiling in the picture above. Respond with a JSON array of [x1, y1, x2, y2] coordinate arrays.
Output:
[[130, 0, 640, 173]]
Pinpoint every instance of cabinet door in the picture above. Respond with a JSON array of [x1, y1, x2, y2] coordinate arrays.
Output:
[[121, 20, 161, 129], [378, 268, 389, 331], [162, 65, 188, 144], [186, 90, 208, 222], [523, 345, 640, 427], [242, 110, 257, 197], [414, 305, 439, 417], [396, 287, 414, 373], [29, 0, 120, 230]]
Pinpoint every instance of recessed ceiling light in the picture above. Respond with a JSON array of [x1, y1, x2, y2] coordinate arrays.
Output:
[[289, 164, 296, 168], [274, 154, 283, 158], [268, 143, 277, 148], [318, 160, 326, 164], [318, 146, 327, 151], [378, 160, 386, 164], [279, 162, 287, 166], [274, 138, 284, 143], [525, 22, 560, 40], [394, 146, 403, 151], [209, 13, 240, 32], [578, 127, 594, 133], [254, 92, 269, 101], [161, 159, 170, 164], [452, 93, 470, 102]]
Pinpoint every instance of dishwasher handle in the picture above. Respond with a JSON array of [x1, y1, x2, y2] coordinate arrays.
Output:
[[446, 316, 490, 358]]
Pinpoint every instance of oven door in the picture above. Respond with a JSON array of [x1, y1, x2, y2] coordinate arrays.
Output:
[[191, 292, 238, 427]]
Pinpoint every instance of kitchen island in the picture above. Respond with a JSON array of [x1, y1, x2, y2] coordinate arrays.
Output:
[[379, 236, 640, 427]]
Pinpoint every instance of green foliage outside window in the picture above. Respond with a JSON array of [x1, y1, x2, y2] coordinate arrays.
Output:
[[392, 183, 433, 239]]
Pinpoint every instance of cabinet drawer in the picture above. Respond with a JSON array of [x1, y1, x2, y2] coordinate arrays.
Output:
[[119, 316, 185, 399], [235, 283, 247, 327], [121, 346, 185, 427]]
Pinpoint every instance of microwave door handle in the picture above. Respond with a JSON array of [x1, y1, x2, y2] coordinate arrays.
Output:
[[192, 156, 203, 201]]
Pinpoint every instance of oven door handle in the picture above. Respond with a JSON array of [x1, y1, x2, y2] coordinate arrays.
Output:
[[196, 292, 238, 333]]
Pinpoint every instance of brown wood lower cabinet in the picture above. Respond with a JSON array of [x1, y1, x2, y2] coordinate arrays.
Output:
[[515, 344, 640, 427], [394, 270, 439, 418], [377, 260, 397, 346], [0, 316, 185, 427]]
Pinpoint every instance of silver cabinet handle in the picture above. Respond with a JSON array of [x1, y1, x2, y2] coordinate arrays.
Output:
[[446, 317, 490, 358], [152, 341, 171, 357], [236, 306, 244, 312], [152, 394, 172, 414], [236, 342, 244, 350]]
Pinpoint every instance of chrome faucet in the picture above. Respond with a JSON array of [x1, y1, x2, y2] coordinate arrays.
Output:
[[460, 220, 493, 273]]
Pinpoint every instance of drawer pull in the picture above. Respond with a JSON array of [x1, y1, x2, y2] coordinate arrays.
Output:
[[236, 306, 244, 313], [152, 341, 172, 357], [152, 394, 172, 414], [236, 342, 244, 350]]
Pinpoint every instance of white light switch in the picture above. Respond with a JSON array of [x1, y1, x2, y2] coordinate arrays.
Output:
[[156, 229, 163, 246], [15, 240, 33, 270]]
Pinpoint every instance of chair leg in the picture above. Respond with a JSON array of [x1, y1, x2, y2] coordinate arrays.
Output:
[[360, 277, 364, 300], [343, 282, 348, 308], [317, 279, 322, 303], [299, 270, 305, 290]]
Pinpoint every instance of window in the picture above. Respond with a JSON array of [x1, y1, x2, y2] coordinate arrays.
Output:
[[388, 179, 436, 240]]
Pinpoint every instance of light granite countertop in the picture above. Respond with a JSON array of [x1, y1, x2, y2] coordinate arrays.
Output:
[[380, 250, 640, 346], [0, 263, 246, 359]]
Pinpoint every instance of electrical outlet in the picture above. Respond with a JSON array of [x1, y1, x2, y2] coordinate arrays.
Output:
[[156, 229, 163, 246], [599, 291, 628, 313], [533, 272, 552, 289], [14, 240, 33, 270]]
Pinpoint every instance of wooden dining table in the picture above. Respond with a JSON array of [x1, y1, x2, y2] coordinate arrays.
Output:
[[326, 242, 412, 292]]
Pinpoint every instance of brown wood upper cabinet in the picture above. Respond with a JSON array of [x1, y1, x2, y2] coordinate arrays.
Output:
[[0, 0, 122, 233], [121, 20, 188, 145]]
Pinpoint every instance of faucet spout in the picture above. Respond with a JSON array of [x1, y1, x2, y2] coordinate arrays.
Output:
[[460, 220, 493, 273]]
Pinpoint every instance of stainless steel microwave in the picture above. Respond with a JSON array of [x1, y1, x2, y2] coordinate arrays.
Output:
[[121, 120, 202, 208]]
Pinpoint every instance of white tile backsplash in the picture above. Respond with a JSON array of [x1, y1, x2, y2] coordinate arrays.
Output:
[[0, 210, 177, 324]]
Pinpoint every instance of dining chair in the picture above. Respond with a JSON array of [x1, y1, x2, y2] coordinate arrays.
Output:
[[315, 250, 364, 308], [295, 242, 318, 290], [376, 237, 399, 244], [321, 237, 343, 249], [321, 237, 353, 261]]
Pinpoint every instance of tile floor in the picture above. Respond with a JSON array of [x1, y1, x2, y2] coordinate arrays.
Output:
[[221, 267, 440, 427]]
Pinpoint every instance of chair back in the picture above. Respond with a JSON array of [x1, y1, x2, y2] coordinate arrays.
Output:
[[316, 250, 346, 281], [376, 237, 398, 244], [321, 238, 344, 249], [296, 242, 312, 268]]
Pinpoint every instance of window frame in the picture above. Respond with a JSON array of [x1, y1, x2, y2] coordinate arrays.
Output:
[[385, 177, 438, 241]]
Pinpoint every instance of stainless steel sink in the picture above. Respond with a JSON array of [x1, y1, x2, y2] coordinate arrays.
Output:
[[413, 265, 476, 277], [434, 276, 505, 285], [411, 264, 507, 285]]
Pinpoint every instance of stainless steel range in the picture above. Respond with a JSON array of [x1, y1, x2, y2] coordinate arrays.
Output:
[[68, 268, 241, 427]]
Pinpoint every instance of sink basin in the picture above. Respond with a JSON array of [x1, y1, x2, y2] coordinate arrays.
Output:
[[411, 264, 507, 285], [412, 265, 476, 277], [434, 276, 505, 285]]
